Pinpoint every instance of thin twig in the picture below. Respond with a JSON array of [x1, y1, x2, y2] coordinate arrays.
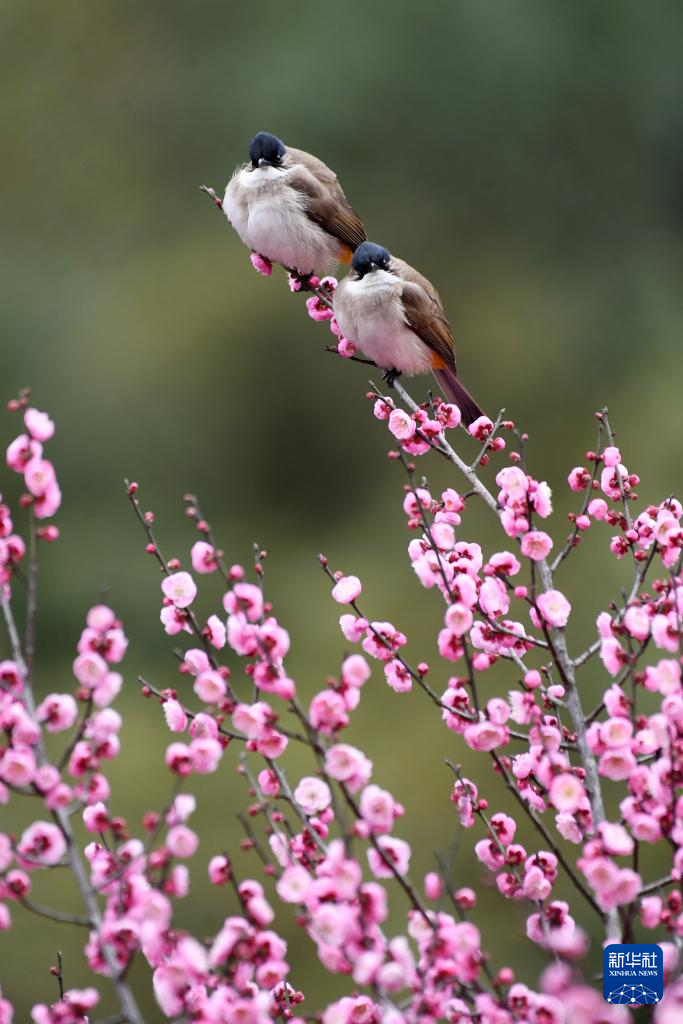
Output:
[[20, 897, 91, 929]]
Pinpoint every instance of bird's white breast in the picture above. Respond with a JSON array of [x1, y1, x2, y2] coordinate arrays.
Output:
[[334, 272, 433, 375], [222, 166, 341, 275]]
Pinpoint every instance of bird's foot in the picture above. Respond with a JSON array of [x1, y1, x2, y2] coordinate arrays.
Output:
[[200, 185, 222, 209], [382, 368, 402, 389], [287, 270, 317, 293]]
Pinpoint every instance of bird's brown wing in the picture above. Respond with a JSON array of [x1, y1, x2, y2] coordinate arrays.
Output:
[[393, 258, 457, 372], [284, 147, 367, 253]]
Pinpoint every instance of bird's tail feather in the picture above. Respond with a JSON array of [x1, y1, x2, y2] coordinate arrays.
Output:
[[432, 368, 485, 429]]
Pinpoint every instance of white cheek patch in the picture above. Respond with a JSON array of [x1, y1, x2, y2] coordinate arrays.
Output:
[[240, 166, 285, 189]]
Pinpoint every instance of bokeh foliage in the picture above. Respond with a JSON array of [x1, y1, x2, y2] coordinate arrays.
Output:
[[1, 0, 682, 1016]]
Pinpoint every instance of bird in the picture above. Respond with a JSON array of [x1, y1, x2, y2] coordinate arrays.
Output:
[[333, 241, 485, 427], [218, 131, 367, 278]]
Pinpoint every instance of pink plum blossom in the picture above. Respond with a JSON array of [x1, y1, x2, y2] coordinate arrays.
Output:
[[24, 408, 55, 442], [359, 784, 399, 834], [549, 773, 585, 813], [293, 776, 332, 815], [331, 575, 362, 604], [163, 698, 188, 733], [17, 822, 66, 866], [166, 825, 199, 859], [325, 744, 372, 792], [161, 571, 197, 608], [367, 836, 411, 878], [520, 530, 553, 561], [388, 409, 416, 441], [250, 252, 273, 275], [191, 541, 218, 574], [536, 589, 571, 628], [35, 693, 78, 732]]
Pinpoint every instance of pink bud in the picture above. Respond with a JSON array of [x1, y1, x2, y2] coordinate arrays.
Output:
[[424, 872, 443, 900], [250, 252, 273, 276]]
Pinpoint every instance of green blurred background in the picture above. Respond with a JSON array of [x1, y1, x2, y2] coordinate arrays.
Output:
[[2, 0, 682, 1017]]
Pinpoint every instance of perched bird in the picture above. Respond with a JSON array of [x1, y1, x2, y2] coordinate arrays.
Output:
[[333, 242, 484, 427], [220, 132, 367, 277]]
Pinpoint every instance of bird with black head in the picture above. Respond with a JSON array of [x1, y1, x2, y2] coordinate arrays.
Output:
[[219, 132, 367, 278], [334, 241, 485, 428]]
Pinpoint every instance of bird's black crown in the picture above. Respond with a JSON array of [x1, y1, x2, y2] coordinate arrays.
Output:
[[352, 241, 392, 278], [249, 132, 286, 169]]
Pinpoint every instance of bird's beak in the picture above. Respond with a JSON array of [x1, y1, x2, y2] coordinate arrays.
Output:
[[257, 157, 270, 168]]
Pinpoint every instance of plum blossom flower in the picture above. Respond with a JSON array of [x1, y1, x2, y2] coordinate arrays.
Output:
[[160, 605, 191, 636], [520, 530, 553, 561], [23, 458, 56, 497], [325, 744, 372, 792], [250, 252, 273, 275], [623, 604, 650, 641], [469, 415, 494, 440], [388, 409, 416, 441], [362, 621, 406, 661], [337, 338, 356, 358], [339, 614, 368, 642], [35, 693, 78, 732], [0, 748, 36, 787], [161, 571, 197, 608], [598, 821, 634, 856], [223, 582, 263, 621], [342, 654, 371, 688], [24, 408, 55, 441], [205, 613, 226, 648], [537, 589, 571, 628], [568, 467, 590, 491], [194, 670, 226, 704], [163, 698, 188, 733], [331, 575, 362, 604], [277, 865, 313, 904], [293, 776, 332, 815], [359, 784, 398, 833], [83, 802, 109, 834], [549, 773, 585, 813], [496, 466, 528, 502], [309, 689, 349, 732], [367, 836, 411, 878], [190, 541, 218, 574], [18, 821, 66, 866], [208, 854, 230, 885], [444, 603, 473, 636], [166, 825, 199, 859], [384, 659, 412, 693], [232, 701, 270, 739]]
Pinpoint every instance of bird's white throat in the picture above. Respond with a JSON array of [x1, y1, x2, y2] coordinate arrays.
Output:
[[345, 269, 402, 306], [238, 165, 287, 192]]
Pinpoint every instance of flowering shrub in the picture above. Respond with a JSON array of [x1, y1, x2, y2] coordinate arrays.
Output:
[[2, 272, 683, 1023]]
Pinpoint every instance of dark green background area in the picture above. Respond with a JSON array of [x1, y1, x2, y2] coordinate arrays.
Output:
[[1, 1, 682, 1018]]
